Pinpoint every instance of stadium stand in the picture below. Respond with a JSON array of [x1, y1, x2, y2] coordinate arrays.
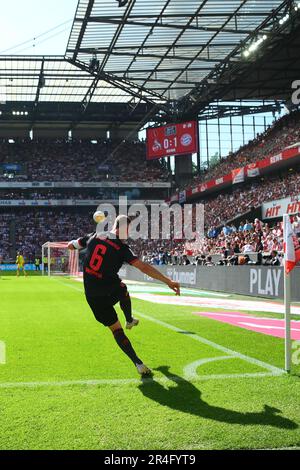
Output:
[[178, 109, 300, 191], [0, 209, 94, 262], [0, 188, 165, 200], [200, 166, 300, 228], [0, 139, 170, 182], [1, 148, 300, 264], [0, 25, 300, 265], [3, 0, 300, 452], [1, 166, 299, 263]]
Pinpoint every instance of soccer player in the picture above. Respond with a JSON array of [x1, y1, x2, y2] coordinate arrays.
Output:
[[35, 257, 41, 271], [68, 215, 180, 377], [16, 251, 27, 277]]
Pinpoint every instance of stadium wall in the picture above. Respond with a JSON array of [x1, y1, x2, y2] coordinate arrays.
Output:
[[121, 265, 300, 301], [0, 264, 36, 271]]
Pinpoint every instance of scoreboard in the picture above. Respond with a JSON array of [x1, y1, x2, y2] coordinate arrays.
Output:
[[146, 121, 198, 160]]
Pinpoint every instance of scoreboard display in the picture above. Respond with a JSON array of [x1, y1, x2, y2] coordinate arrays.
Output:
[[146, 121, 198, 160]]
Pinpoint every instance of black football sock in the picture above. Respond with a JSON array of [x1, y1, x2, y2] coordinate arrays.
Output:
[[119, 293, 133, 323], [113, 328, 143, 365]]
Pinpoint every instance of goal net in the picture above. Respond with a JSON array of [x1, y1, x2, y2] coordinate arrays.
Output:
[[41, 242, 79, 277]]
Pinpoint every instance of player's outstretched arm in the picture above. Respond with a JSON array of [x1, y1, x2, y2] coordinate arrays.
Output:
[[131, 260, 180, 296], [68, 234, 93, 251], [67, 239, 84, 251]]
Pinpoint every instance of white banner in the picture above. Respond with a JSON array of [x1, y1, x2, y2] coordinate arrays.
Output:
[[232, 168, 245, 184], [262, 195, 300, 219], [246, 163, 260, 178], [215, 177, 224, 185]]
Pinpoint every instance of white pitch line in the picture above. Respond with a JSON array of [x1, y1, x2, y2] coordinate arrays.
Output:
[[184, 356, 233, 380], [0, 372, 278, 390]]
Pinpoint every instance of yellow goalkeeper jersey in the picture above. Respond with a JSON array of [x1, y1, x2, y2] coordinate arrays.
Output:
[[16, 255, 25, 266]]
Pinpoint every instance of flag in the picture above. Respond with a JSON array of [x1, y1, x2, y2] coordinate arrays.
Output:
[[246, 163, 260, 178], [284, 215, 300, 274], [232, 168, 245, 184]]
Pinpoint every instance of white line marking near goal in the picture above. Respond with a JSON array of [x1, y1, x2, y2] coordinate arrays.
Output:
[[0, 372, 278, 390], [52, 278, 285, 377]]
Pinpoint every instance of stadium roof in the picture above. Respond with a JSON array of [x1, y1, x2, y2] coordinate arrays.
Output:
[[0, 0, 300, 126], [66, 0, 289, 104], [0, 55, 134, 103]]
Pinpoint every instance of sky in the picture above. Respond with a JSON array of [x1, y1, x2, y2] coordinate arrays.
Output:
[[0, 0, 78, 56]]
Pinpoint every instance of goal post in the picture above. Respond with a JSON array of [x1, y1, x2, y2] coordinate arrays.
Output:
[[41, 242, 79, 277]]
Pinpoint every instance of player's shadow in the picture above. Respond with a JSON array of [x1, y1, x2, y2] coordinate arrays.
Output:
[[138, 366, 297, 429]]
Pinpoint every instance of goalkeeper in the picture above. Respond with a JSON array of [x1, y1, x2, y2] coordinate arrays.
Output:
[[16, 252, 27, 277]]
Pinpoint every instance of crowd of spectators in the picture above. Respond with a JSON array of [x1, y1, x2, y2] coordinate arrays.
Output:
[[184, 217, 286, 264], [201, 167, 300, 229], [1, 109, 300, 265], [1, 164, 299, 225], [0, 209, 94, 262], [133, 218, 293, 267], [0, 214, 11, 260], [131, 166, 300, 261], [0, 187, 163, 201], [182, 109, 300, 191], [0, 139, 170, 183], [1, 165, 300, 263], [0, 190, 103, 200], [0, 205, 298, 267], [134, 216, 289, 267]]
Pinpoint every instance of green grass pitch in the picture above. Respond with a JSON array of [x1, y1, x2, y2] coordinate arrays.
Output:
[[0, 275, 300, 450]]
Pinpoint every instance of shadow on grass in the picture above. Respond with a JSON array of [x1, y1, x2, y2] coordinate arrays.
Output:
[[138, 366, 298, 429]]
